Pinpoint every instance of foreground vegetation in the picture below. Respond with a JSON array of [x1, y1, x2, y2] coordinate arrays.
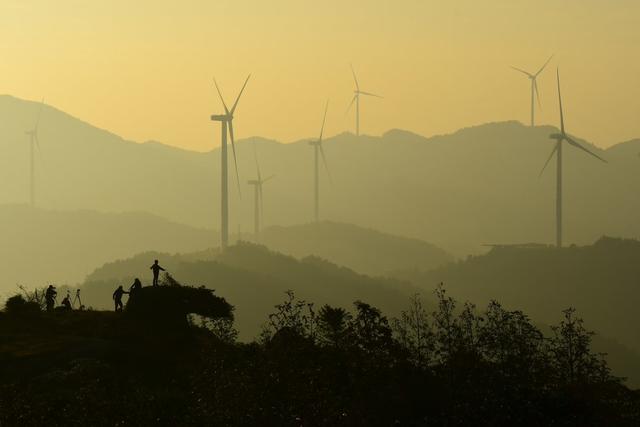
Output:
[[0, 279, 638, 426]]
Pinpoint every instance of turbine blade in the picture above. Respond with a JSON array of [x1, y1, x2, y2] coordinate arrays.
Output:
[[230, 74, 251, 114], [350, 64, 359, 91], [556, 69, 565, 135], [346, 94, 357, 115], [539, 143, 559, 178], [319, 143, 332, 184], [565, 136, 607, 163], [319, 100, 329, 142], [262, 174, 276, 183], [359, 90, 382, 98], [228, 121, 242, 198], [534, 79, 542, 109], [511, 66, 533, 78], [535, 54, 554, 77], [213, 78, 230, 114]]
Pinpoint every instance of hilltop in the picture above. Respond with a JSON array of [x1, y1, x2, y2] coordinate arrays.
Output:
[[3, 96, 640, 255]]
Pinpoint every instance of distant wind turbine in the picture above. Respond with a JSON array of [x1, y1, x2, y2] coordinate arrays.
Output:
[[247, 146, 275, 235], [347, 65, 382, 136], [540, 69, 607, 248], [25, 99, 45, 207], [210, 75, 250, 250], [309, 101, 331, 222], [511, 55, 554, 126]]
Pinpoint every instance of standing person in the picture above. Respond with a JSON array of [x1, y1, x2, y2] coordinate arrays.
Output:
[[113, 285, 128, 312], [45, 285, 57, 312], [150, 260, 165, 287]]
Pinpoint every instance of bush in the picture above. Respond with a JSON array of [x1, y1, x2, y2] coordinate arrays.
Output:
[[4, 294, 41, 316]]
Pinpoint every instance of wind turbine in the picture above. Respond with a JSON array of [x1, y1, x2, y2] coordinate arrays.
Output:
[[210, 75, 250, 250], [540, 69, 607, 248], [25, 99, 45, 207], [347, 65, 382, 136], [511, 55, 554, 126], [309, 101, 331, 222], [247, 147, 275, 235]]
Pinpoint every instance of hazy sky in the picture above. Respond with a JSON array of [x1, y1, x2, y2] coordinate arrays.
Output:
[[1, 0, 639, 151]]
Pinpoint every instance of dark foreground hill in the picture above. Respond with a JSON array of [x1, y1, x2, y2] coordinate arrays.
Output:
[[1, 284, 638, 426], [251, 221, 454, 276], [79, 243, 419, 340], [0, 205, 216, 292]]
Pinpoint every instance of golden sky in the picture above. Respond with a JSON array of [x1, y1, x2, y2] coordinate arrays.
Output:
[[1, 0, 639, 151]]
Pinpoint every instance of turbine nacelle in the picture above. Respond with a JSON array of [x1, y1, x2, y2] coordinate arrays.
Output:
[[549, 133, 564, 141], [210, 114, 231, 122]]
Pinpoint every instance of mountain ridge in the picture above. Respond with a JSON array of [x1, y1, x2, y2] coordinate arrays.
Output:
[[1, 95, 636, 256], [2, 94, 621, 152]]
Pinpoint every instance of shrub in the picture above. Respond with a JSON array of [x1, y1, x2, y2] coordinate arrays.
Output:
[[4, 294, 41, 316]]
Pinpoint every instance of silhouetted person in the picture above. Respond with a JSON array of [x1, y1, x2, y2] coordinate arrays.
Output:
[[45, 285, 57, 312], [113, 285, 128, 312], [150, 260, 165, 286], [129, 278, 142, 296], [60, 295, 72, 311]]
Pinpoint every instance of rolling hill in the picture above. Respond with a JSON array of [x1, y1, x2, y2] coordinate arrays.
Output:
[[249, 221, 454, 276]]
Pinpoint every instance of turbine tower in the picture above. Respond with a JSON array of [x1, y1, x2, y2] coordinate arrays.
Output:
[[511, 55, 553, 126], [25, 99, 45, 207], [247, 147, 274, 235], [210, 75, 250, 250], [347, 65, 382, 136], [309, 101, 331, 222], [540, 69, 607, 248]]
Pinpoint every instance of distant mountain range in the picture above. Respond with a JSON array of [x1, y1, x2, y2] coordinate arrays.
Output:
[[2, 95, 640, 255]]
